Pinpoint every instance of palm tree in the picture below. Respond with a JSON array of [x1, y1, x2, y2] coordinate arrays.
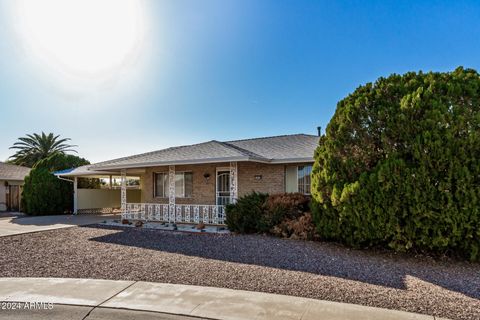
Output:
[[9, 132, 77, 167]]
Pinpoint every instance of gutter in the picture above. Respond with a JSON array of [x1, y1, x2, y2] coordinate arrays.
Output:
[[56, 176, 74, 183], [88, 156, 252, 171], [88, 157, 315, 171]]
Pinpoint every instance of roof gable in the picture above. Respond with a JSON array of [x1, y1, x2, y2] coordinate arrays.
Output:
[[88, 134, 319, 170], [90, 140, 264, 170], [225, 134, 319, 161]]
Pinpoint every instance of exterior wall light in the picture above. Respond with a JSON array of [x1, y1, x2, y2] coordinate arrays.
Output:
[[254, 175, 262, 181], [203, 173, 211, 183]]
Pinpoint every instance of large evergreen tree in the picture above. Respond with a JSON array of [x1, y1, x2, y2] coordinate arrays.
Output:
[[22, 153, 94, 215], [311, 67, 480, 260]]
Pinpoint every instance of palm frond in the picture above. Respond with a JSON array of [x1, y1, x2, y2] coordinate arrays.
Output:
[[7, 132, 78, 167]]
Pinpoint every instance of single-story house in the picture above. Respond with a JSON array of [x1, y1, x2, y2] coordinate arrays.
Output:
[[56, 133, 319, 224], [0, 162, 31, 212]]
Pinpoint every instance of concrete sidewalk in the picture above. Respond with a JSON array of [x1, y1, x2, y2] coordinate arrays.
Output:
[[0, 214, 117, 237], [0, 278, 438, 320], [0, 304, 202, 320]]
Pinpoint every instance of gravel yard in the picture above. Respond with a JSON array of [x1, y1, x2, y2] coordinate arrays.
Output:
[[0, 225, 478, 320]]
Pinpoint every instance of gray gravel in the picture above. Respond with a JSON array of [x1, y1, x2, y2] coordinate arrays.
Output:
[[0, 225, 478, 320]]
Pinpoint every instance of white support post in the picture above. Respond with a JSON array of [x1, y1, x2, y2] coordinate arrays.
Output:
[[168, 165, 176, 222], [120, 169, 127, 217], [73, 177, 78, 215], [229, 161, 238, 204]]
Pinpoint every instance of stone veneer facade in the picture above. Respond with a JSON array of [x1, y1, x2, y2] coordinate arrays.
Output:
[[140, 161, 311, 205]]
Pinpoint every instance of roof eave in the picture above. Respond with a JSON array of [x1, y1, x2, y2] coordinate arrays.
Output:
[[0, 177, 25, 181], [91, 156, 314, 171], [89, 156, 253, 171], [54, 171, 122, 178], [268, 157, 314, 164]]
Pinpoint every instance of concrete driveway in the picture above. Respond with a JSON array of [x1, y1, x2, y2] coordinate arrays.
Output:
[[0, 213, 117, 237]]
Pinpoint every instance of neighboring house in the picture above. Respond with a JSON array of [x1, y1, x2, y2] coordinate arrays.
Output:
[[0, 162, 30, 212], [56, 134, 319, 224]]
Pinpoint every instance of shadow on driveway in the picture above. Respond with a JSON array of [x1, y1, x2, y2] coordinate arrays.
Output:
[[0, 211, 25, 218]]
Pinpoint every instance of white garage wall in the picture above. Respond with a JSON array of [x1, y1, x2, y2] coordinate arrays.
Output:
[[78, 189, 141, 210]]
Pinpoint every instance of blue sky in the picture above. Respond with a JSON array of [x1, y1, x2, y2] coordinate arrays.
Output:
[[1, 0, 479, 163]]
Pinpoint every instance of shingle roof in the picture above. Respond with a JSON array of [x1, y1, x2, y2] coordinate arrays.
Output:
[[0, 162, 31, 181], [225, 134, 320, 162], [89, 134, 319, 170]]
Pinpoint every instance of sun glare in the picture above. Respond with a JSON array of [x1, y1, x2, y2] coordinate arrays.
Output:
[[11, 0, 148, 87]]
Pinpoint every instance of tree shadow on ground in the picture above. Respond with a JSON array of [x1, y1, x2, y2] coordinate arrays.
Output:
[[85, 224, 480, 300]]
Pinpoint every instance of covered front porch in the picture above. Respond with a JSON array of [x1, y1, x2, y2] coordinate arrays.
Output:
[[57, 161, 240, 226], [119, 162, 238, 226]]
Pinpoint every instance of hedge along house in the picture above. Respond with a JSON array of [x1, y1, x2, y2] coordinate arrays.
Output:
[[0, 162, 31, 212], [56, 134, 319, 225]]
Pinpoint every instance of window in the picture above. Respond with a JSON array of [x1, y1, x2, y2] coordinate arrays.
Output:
[[154, 172, 168, 197], [298, 165, 312, 194], [175, 172, 193, 198], [154, 172, 193, 198], [285, 165, 313, 194]]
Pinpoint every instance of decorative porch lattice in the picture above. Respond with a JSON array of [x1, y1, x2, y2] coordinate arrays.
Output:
[[229, 161, 238, 203], [120, 169, 127, 215], [124, 203, 226, 225], [168, 165, 175, 222]]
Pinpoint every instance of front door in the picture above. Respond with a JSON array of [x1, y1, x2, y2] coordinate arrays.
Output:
[[216, 171, 230, 205], [6, 185, 20, 212]]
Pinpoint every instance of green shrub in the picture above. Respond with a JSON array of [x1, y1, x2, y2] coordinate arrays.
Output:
[[23, 167, 73, 215], [225, 192, 268, 233], [22, 153, 91, 215], [311, 67, 480, 260]]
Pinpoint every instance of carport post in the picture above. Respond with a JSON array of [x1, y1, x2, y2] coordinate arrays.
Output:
[[121, 169, 126, 217], [73, 177, 78, 215]]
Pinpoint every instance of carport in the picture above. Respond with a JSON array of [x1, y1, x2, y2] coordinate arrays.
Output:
[[55, 166, 142, 214]]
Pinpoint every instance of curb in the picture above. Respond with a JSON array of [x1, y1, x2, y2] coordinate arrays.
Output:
[[0, 277, 439, 320]]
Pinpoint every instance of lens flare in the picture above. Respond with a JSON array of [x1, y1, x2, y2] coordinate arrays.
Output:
[[11, 0, 148, 89]]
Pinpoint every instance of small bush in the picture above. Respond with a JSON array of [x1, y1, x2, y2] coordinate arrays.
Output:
[[226, 192, 312, 236], [270, 212, 317, 240], [225, 192, 269, 233], [264, 193, 310, 224]]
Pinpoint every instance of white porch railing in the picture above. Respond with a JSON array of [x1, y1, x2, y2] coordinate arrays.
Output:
[[123, 203, 227, 225]]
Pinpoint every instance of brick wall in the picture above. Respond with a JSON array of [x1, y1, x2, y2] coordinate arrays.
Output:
[[140, 161, 312, 205], [237, 162, 285, 196], [142, 163, 228, 205]]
